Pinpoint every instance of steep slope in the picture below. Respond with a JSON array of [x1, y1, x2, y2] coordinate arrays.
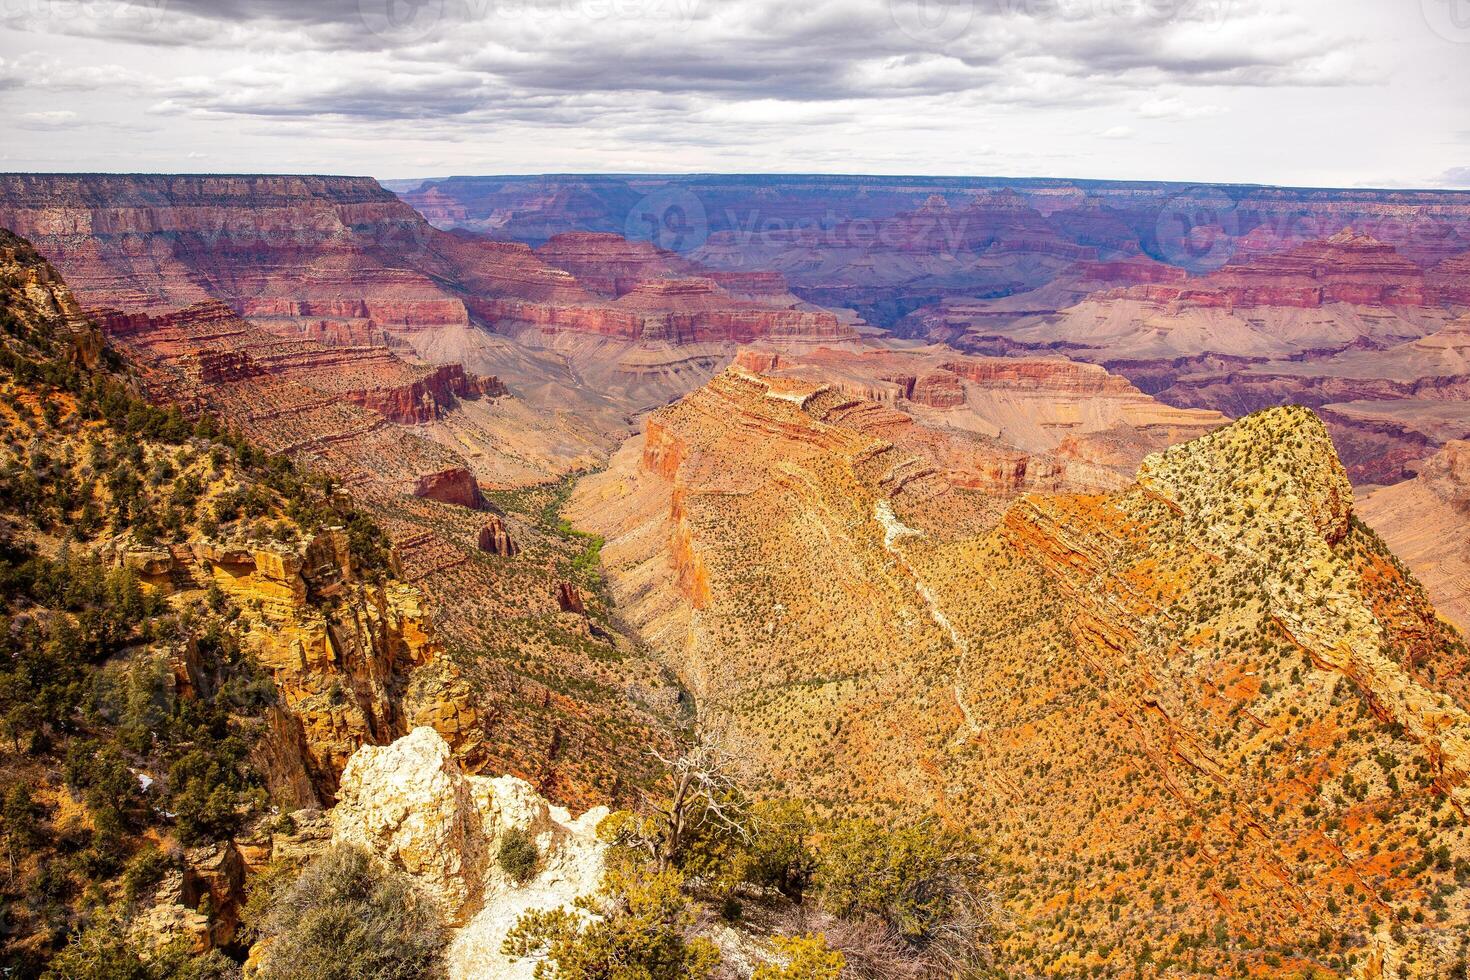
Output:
[[1359, 441, 1470, 632], [571, 362, 1470, 976], [7, 227, 687, 815], [0, 228, 469, 963]]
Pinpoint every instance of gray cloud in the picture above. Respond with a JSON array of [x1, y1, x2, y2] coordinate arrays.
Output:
[[7, 0, 1367, 115], [0, 0, 1462, 184]]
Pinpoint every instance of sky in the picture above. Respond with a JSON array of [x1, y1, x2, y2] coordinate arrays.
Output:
[[1, 0, 1467, 188]]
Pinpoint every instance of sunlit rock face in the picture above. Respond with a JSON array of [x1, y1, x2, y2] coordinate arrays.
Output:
[[330, 728, 609, 979]]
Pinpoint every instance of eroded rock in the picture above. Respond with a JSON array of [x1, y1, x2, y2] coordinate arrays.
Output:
[[330, 728, 608, 978]]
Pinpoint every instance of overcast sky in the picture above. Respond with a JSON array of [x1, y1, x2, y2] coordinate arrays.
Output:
[[1, 0, 1466, 187]]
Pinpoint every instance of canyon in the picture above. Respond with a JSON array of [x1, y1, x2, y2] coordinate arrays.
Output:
[[10, 172, 1470, 496], [901, 230, 1470, 486], [0, 173, 860, 483], [6, 170, 1470, 977], [401, 175, 1470, 490], [571, 359, 1470, 976]]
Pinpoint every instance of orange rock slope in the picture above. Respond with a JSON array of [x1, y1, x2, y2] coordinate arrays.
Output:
[[571, 359, 1470, 977], [1359, 440, 1470, 633]]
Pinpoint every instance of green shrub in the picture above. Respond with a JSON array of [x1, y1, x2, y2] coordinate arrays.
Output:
[[753, 933, 845, 980], [814, 818, 992, 962], [252, 844, 448, 980], [43, 918, 238, 979], [122, 845, 173, 904], [498, 825, 541, 884], [503, 865, 719, 979]]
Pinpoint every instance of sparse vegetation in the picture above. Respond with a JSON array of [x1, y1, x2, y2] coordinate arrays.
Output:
[[248, 845, 448, 980]]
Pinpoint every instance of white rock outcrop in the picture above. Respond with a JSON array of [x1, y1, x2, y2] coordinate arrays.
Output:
[[330, 727, 609, 980]]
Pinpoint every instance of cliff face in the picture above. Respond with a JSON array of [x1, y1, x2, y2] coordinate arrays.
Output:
[[122, 532, 472, 808], [95, 298, 682, 814], [0, 174, 864, 477], [0, 173, 858, 358], [917, 233, 1470, 489], [0, 229, 495, 961], [98, 301, 506, 425], [571, 362, 1470, 975], [0, 173, 465, 325], [400, 174, 1470, 313], [1101, 231, 1430, 310], [0, 229, 682, 832]]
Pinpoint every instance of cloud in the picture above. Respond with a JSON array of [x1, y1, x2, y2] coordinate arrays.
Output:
[[16, 109, 80, 129], [1440, 166, 1470, 189], [0, 0, 1457, 184], [3, 0, 1372, 122], [1138, 95, 1227, 119]]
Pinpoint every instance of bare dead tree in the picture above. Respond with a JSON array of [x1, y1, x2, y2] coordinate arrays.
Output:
[[644, 734, 751, 872]]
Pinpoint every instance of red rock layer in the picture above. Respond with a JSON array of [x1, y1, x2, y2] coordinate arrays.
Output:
[[400, 175, 1470, 270], [534, 232, 689, 297], [413, 468, 484, 509], [1107, 230, 1430, 309], [0, 173, 474, 331], [0, 174, 847, 356], [1428, 251, 1470, 306], [95, 301, 503, 425], [482, 276, 851, 344], [476, 516, 519, 557]]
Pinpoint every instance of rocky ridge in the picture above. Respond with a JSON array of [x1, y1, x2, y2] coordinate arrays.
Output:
[[326, 726, 608, 980], [571, 358, 1470, 976]]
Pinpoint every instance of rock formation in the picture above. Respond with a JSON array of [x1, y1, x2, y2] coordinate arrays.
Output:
[[477, 516, 519, 557], [331, 728, 608, 977], [1102, 229, 1429, 310], [910, 232, 1470, 486], [556, 582, 586, 615], [414, 467, 486, 509], [731, 346, 1227, 472]]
